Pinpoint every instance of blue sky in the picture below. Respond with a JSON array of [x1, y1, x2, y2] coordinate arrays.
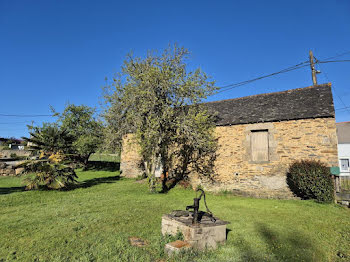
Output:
[[1, 0, 349, 138]]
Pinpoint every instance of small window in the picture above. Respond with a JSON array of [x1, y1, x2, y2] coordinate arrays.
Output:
[[251, 130, 269, 162], [340, 159, 350, 172]]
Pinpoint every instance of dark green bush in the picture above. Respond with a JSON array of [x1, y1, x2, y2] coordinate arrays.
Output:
[[287, 160, 334, 203], [10, 153, 18, 158]]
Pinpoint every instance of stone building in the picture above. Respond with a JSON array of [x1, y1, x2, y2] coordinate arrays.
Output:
[[121, 83, 338, 199]]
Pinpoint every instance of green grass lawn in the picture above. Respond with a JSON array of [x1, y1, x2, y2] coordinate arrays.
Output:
[[1, 170, 349, 262], [88, 153, 120, 162]]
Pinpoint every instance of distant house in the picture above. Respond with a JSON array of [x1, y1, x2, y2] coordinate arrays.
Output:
[[9, 144, 25, 150], [121, 83, 338, 199], [8, 139, 25, 150], [336, 122, 350, 176], [0, 138, 26, 150]]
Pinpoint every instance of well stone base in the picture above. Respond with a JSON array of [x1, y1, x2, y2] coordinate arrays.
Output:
[[161, 213, 229, 250]]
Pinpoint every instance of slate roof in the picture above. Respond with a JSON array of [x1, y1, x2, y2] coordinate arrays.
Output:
[[336, 122, 350, 144], [204, 83, 335, 126]]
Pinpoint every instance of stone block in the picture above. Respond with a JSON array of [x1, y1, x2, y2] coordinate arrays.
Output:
[[164, 240, 191, 256], [341, 200, 349, 207], [162, 214, 228, 250], [15, 168, 24, 176]]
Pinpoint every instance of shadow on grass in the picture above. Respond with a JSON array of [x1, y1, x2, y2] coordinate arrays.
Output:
[[84, 161, 120, 172], [235, 223, 324, 262], [0, 174, 121, 195], [0, 186, 26, 195], [67, 175, 121, 190], [226, 228, 232, 240]]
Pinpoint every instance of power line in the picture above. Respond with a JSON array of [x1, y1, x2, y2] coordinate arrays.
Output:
[[214, 52, 350, 95], [321, 50, 350, 61], [335, 106, 350, 111], [216, 61, 310, 94], [0, 114, 54, 117], [318, 59, 350, 64], [0, 110, 99, 118], [216, 50, 350, 94], [0, 121, 32, 125], [219, 60, 309, 88], [316, 62, 350, 116]]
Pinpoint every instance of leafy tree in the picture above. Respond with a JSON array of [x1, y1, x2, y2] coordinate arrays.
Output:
[[103, 45, 217, 192], [166, 107, 218, 192], [55, 104, 104, 166]]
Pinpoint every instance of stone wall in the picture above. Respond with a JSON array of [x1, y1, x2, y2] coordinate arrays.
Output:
[[121, 117, 338, 198], [0, 150, 31, 158], [195, 117, 338, 198], [120, 134, 143, 178], [0, 159, 26, 176], [0, 163, 15, 176]]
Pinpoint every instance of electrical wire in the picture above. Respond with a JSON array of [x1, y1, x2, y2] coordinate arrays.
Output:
[[0, 114, 54, 117], [316, 62, 350, 116], [335, 106, 350, 111], [321, 50, 350, 61], [318, 60, 350, 64], [0, 121, 32, 125], [215, 61, 310, 94], [216, 50, 350, 95], [215, 54, 349, 95]]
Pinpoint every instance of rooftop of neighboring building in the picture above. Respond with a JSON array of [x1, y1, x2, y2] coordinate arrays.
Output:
[[336, 121, 350, 144]]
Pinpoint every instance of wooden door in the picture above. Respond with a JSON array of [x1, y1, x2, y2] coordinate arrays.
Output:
[[251, 130, 269, 162]]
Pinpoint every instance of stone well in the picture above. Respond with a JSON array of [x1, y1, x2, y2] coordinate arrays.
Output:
[[162, 211, 229, 250]]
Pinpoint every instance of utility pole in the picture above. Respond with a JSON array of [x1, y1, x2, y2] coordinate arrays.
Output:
[[309, 50, 318, 86]]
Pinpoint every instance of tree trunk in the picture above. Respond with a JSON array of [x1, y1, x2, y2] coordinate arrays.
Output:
[[159, 143, 169, 193], [161, 157, 168, 193], [82, 153, 92, 170], [161, 173, 168, 193], [144, 156, 157, 193]]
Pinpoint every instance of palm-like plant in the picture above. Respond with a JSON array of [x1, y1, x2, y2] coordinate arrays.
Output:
[[19, 160, 78, 190], [20, 123, 78, 190], [22, 124, 74, 155]]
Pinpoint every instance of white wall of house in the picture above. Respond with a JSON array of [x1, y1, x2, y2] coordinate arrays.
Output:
[[338, 143, 350, 176]]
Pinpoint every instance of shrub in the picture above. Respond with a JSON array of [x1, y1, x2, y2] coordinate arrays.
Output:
[[287, 160, 334, 203], [10, 153, 17, 158], [20, 160, 78, 190]]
